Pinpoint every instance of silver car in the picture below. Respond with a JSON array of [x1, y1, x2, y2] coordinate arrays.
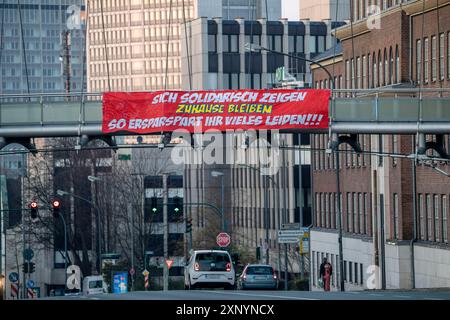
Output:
[[238, 264, 278, 290]]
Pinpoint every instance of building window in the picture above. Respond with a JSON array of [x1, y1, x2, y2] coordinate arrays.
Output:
[[427, 194, 433, 241], [424, 37, 429, 83], [389, 47, 393, 85], [434, 195, 440, 242], [395, 46, 400, 83], [362, 55, 367, 89], [349, 260, 353, 283], [351, 58, 355, 89], [353, 193, 358, 233], [384, 49, 388, 86], [439, 33, 444, 81], [378, 52, 383, 87], [356, 57, 361, 89], [431, 36, 437, 82], [364, 193, 368, 235], [347, 193, 351, 232], [208, 34, 217, 53], [344, 260, 347, 282], [393, 193, 399, 239], [373, 53, 378, 87], [392, 135, 398, 166], [448, 32, 450, 79], [359, 193, 364, 234], [419, 194, 425, 240], [416, 39, 421, 84], [354, 262, 358, 285], [443, 195, 448, 243], [345, 60, 350, 89]]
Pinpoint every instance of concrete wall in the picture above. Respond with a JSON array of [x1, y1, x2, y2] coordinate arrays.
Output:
[[414, 244, 450, 288]]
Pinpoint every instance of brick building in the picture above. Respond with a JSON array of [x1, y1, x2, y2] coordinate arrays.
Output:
[[310, 0, 450, 290]]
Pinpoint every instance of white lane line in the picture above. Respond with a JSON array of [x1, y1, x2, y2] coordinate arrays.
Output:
[[89, 297, 100, 300], [394, 295, 411, 299], [203, 291, 319, 300], [424, 297, 444, 300], [369, 293, 383, 296]]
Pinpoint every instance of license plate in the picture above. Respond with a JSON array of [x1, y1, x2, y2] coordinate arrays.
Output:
[[255, 276, 267, 280], [206, 274, 220, 279]]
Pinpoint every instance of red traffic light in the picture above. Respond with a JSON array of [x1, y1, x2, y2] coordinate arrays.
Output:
[[30, 201, 38, 209], [51, 200, 61, 209]]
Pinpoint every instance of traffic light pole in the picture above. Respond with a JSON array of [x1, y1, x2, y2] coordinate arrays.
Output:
[[163, 174, 169, 292]]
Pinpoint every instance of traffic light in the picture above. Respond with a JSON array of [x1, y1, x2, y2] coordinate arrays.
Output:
[[150, 197, 158, 214], [30, 201, 38, 220], [51, 199, 61, 218], [256, 247, 261, 260], [173, 197, 183, 215], [22, 262, 29, 273], [185, 218, 192, 233], [29, 262, 35, 273]]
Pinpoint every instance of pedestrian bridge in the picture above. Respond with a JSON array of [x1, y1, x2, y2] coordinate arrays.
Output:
[[0, 88, 449, 139]]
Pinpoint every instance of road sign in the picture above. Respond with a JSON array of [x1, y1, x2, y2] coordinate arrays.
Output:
[[216, 232, 231, 247], [300, 231, 310, 255], [9, 272, 19, 283], [278, 230, 303, 244], [27, 288, 36, 299], [27, 279, 35, 288], [165, 259, 174, 269], [142, 269, 149, 277], [129, 267, 135, 276], [23, 248, 34, 261], [281, 223, 301, 230]]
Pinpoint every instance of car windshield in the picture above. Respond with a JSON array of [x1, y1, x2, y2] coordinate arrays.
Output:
[[195, 252, 230, 271], [89, 280, 103, 289], [246, 266, 273, 275]]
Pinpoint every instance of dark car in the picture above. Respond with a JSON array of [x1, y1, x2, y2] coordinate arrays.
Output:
[[238, 264, 278, 290]]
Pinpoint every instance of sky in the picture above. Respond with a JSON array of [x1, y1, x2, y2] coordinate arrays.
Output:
[[282, 0, 300, 20]]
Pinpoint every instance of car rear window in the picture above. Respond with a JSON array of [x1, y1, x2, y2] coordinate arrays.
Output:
[[195, 252, 231, 271], [89, 280, 103, 289], [246, 266, 273, 275]]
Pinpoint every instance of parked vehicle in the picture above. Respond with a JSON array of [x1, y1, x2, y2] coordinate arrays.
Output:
[[82, 275, 106, 296], [185, 250, 236, 290], [237, 264, 278, 290]]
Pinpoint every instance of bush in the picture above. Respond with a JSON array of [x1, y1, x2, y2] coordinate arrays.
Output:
[[288, 278, 309, 291], [169, 279, 185, 290]]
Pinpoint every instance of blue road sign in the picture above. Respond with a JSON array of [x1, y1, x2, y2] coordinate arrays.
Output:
[[27, 280, 35, 288], [9, 272, 19, 283]]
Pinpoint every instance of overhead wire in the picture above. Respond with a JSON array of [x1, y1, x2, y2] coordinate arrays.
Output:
[[182, 0, 192, 90], [17, 0, 30, 98], [99, 0, 111, 92], [164, 0, 173, 91]]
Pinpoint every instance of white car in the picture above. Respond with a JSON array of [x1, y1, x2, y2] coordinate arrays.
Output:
[[184, 250, 236, 290]]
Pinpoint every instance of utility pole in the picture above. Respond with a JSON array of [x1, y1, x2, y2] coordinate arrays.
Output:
[[163, 174, 169, 291], [128, 203, 135, 291], [335, 150, 345, 292], [298, 133, 304, 280]]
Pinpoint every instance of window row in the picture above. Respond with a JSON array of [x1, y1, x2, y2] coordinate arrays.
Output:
[[315, 192, 372, 236], [418, 194, 449, 243], [416, 32, 450, 84], [312, 134, 371, 171]]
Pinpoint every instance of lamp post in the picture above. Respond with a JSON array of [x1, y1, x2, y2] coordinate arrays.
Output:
[[211, 171, 225, 232], [57, 189, 102, 273]]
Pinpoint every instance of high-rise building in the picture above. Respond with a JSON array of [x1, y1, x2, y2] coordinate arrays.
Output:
[[310, 0, 450, 291], [87, 0, 281, 93], [0, 0, 86, 95], [299, 0, 350, 21]]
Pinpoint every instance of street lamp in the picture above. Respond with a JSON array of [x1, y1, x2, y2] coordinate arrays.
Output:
[[57, 189, 102, 273], [211, 171, 225, 232]]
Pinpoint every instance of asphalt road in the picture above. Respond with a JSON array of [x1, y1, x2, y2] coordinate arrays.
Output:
[[42, 289, 450, 300]]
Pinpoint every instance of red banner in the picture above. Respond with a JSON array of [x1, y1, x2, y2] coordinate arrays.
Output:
[[102, 89, 330, 134]]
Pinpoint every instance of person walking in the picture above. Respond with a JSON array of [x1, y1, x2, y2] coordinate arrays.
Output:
[[319, 257, 333, 292]]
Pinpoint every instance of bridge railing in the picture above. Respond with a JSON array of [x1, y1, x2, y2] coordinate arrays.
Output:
[[329, 88, 450, 133], [0, 92, 103, 126]]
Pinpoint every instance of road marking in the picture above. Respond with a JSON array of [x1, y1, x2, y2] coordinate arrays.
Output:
[[204, 291, 319, 300], [90, 297, 100, 300], [424, 297, 444, 301], [369, 293, 383, 296], [394, 295, 411, 299]]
